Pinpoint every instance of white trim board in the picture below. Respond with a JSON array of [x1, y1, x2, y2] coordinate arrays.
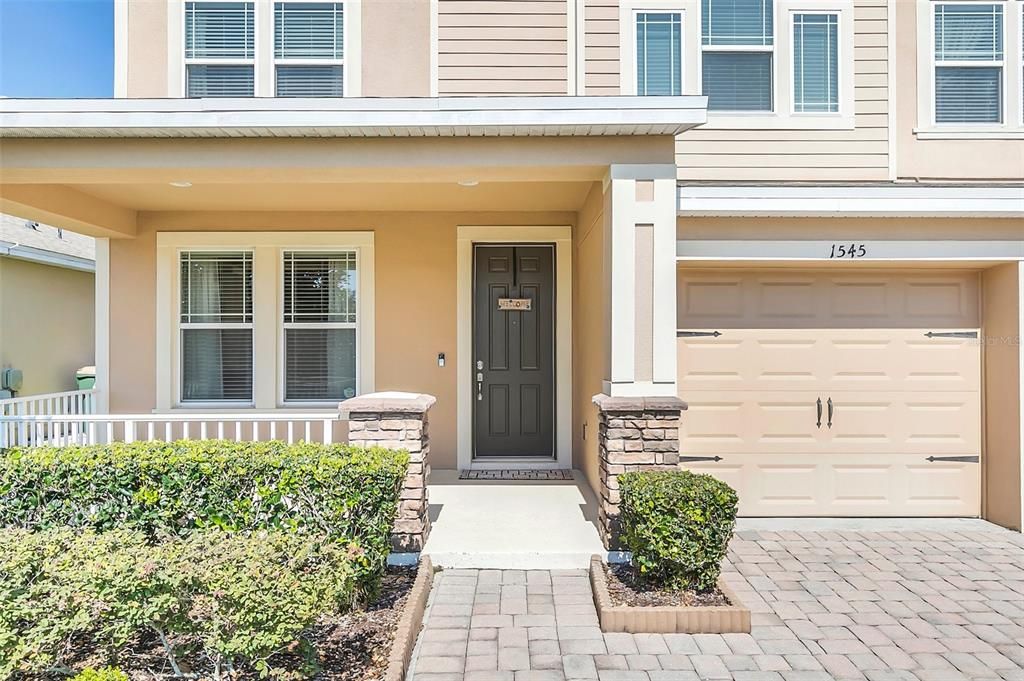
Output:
[[456, 226, 573, 472], [155, 231, 375, 411], [678, 185, 1024, 217], [94, 238, 110, 413], [677, 240, 1024, 262]]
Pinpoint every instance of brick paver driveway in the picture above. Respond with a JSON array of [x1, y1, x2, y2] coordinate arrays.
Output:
[[409, 528, 1024, 680]]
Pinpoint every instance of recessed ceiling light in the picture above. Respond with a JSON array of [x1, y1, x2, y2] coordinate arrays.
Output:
[[457, 179, 479, 187], [169, 181, 193, 188]]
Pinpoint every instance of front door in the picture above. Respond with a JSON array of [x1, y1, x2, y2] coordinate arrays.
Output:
[[472, 245, 555, 458]]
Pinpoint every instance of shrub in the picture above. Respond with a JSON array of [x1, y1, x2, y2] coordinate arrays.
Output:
[[618, 470, 738, 592], [0, 440, 408, 593], [0, 528, 356, 679], [71, 668, 129, 681]]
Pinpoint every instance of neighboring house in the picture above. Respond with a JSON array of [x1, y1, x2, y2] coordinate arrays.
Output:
[[0, 0, 1021, 529], [0, 214, 95, 396]]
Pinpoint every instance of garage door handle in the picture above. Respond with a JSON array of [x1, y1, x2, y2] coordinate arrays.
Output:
[[827, 398, 834, 429], [816, 398, 822, 429]]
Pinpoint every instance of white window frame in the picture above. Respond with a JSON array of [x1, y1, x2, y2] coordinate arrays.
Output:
[[156, 232, 374, 412], [631, 8, 688, 96], [620, 0, 855, 129], [790, 11, 842, 114], [272, 0, 346, 97], [916, 0, 1024, 139], [168, 0, 361, 98], [177, 249, 256, 408], [278, 248, 360, 406], [182, 0, 257, 99]]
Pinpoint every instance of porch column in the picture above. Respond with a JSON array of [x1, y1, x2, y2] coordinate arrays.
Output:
[[603, 164, 678, 397], [340, 392, 436, 554], [591, 164, 683, 549]]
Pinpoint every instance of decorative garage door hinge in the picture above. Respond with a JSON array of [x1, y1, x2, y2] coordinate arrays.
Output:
[[677, 331, 722, 338], [925, 455, 980, 463], [678, 455, 724, 462], [924, 331, 978, 339]]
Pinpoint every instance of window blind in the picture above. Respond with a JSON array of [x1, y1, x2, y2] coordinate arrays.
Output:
[[276, 65, 344, 97], [179, 252, 253, 403], [934, 4, 1003, 123], [185, 2, 254, 59], [274, 2, 344, 59], [793, 14, 839, 113], [186, 64, 255, 98], [702, 0, 773, 46], [636, 13, 683, 96], [282, 252, 357, 402], [702, 52, 773, 111]]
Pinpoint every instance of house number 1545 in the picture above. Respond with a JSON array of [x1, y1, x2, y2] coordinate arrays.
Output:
[[829, 243, 868, 259]]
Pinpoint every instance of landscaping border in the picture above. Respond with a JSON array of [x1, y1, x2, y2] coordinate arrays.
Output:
[[383, 556, 435, 681], [589, 555, 750, 634]]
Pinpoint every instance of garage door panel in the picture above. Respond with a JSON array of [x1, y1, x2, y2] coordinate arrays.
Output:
[[681, 454, 980, 516], [682, 391, 828, 454]]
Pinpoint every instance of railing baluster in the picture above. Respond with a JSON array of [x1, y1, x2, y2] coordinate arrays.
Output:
[[287, 421, 294, 444], [147, 422, 155, 442], [217, 421, 224, 439], [235, 421, 242, 441], [201, 422, 208, 439], [304, 421, 311, 443], [322, 418, 333, 445]]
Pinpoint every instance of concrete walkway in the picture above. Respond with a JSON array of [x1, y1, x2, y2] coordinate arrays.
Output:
[[422, 470, 605, 569], [409, 524, 1024, 680]]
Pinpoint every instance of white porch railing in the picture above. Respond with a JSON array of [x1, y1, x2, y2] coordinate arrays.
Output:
[[0, 412, 345, 449], [0, 388, 98, 418]]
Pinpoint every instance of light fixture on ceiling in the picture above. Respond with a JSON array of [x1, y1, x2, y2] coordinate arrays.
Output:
[[457, 179, 479, 187], [169, 181, 193, 188]]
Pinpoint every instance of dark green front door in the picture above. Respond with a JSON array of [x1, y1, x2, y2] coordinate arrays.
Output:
[[472, 244, 555, 458]]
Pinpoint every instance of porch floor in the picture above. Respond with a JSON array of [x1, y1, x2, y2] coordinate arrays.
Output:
[[422, 469, 606, 570]]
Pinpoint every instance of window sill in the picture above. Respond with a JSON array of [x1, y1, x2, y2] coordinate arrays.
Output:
[[914, 127, 1024, 140], [702, 113, 855, 130]]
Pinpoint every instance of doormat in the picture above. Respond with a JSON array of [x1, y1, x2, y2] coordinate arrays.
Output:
[[459, 469, 575, 481]]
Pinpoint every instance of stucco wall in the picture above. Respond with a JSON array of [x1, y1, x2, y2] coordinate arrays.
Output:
[[125, 0, 169, 97], [572, 182, 608, 494], [982, 263, 1023, 531], [678, 216, 1024, 242], [0, 258, 95, 396], [108, 210, 577, 470], [894, 1, 1024, 181]]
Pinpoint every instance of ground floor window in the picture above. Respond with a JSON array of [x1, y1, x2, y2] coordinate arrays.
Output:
[[158, 232, 374, 410]]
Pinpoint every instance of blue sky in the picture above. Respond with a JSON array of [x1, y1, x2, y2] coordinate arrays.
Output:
[[0, 0, 113, 97]]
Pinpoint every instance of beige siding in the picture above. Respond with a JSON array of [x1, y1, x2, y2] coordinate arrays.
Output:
[[438, 0, 569, 95], [126, 0, 169, 97], [583, 0, 620, 95], [676, 0, 891, 181], [0, 258, 95, 396]]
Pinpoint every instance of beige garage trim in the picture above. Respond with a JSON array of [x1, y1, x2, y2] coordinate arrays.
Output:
[[677, 268, 982, 517]]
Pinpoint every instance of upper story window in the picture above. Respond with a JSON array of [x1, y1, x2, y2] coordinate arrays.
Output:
[[184, 1, 255, 98], [701, 0, 774, 111], [793, 13, 839, 113], [274, 2, 345, 97], [934, 3, 1004, 123], [636, 12, 684, 95]]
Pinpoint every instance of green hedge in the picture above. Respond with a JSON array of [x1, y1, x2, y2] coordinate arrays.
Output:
[[0, 528, 356, 679], [618, 470, 738, 592], [0, 440, 408, 594]]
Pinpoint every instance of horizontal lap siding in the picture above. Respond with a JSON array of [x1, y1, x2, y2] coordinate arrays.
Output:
[[584, 0, 620, 95], [677, 0, 890, 181], [438, 0, 569, 95]]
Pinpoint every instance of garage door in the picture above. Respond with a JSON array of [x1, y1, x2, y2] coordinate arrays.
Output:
[[677, 269, 981, 517]]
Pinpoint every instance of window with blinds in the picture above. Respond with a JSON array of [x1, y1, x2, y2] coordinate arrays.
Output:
[[179, 252, 253, 402], [934, 3, 1004, 123], [793, 14, 839, 113], [282, 252, 357, 402], [184, 1, 255, 98], [636, 13, 683, 96], [274, 2, 345, 97], [701, 0, 774, 111]]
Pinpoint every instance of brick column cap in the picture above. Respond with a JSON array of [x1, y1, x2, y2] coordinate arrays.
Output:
[[592, 393, 687, 412], [339, 391, 437, 418]]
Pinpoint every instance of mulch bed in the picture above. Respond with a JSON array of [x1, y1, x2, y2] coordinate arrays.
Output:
[[603, 563, 730, 609], [52, 565, 419, 680]]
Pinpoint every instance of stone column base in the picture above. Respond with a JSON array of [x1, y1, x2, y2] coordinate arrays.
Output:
[[592, 394, 687, 550], [341, 392, 437, 553]]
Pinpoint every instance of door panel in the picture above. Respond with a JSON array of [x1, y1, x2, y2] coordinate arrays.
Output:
[[677, 269, 982, 517], [473, 245, 555, 458]]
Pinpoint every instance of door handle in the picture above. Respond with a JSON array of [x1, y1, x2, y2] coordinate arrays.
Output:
[[816, 398, 822, 429], [827, 398, 834, 429]]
